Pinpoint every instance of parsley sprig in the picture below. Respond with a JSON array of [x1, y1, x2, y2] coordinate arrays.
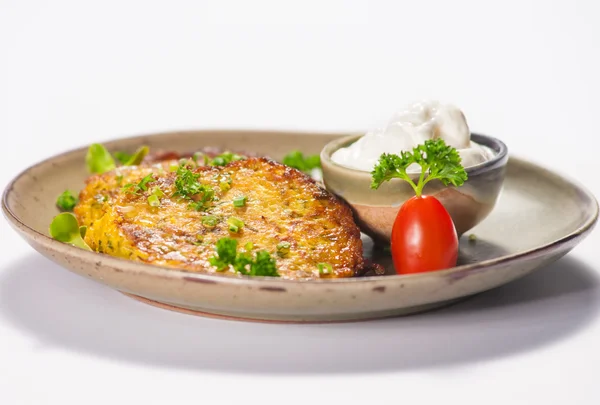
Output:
[[370, 139, 468, 197], [209, 237, 280, 277]]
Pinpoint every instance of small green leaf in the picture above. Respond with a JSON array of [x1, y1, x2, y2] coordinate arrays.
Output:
[[210, 152, 245, 167], [113, 151, 133, 165], [123, 146, 149, 166], [86, 144, 116, 174], [282, 150, 321, 173], [56, 190, 78, 212], [49, 213, 92, 251]]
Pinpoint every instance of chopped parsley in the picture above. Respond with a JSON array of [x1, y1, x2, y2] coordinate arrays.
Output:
[[173, 165, 202, 197], [122, 173, 155, 195], [56, 190, 78, 212], [209, 237, 280, 277], [171, 165, 216, 211]]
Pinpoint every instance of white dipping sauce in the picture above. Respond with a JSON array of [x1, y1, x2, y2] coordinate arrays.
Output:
[[331, 101, 494, 172]]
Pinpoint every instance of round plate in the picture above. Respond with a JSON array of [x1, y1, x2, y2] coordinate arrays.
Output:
[[2, 130, 598, 322]]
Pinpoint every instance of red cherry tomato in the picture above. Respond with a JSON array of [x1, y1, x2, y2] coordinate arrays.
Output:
[[391, 195, 458, 274]]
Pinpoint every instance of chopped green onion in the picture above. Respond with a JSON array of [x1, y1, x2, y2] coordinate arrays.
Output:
[[227, 217, 244, 233], [169, 164, 179, 172], [147, 194, 160, 207], [317, 262, 333, 275], [276, 241, 291, 257], [227, 217, 244, 228], [150, 186, 164, 197], [233, 196, 247, 207], [193, 234, 204, 245], [202, 215, 219, 228], [244, 241, 254, 251]]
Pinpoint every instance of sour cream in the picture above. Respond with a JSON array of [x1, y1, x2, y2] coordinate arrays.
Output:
[[331, 101, 493, 172]]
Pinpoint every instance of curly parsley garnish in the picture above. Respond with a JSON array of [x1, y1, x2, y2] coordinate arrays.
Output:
[[56, 190, 78, 212], [209, 237, 280, 277], [282, 150, 321, 173], [370, 138, 468, 197]]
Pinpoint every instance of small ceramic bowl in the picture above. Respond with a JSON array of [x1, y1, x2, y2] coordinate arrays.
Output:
[[321, 133, 508, 242]]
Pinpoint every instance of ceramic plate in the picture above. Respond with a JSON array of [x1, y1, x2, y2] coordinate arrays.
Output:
[[2, 130, 598, 322]]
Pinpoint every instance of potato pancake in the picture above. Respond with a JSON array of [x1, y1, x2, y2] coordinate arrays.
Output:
[[74, 157, 364, 279]]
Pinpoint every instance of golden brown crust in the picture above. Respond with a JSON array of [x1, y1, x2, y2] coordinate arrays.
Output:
[[74, 157, 364, 280]]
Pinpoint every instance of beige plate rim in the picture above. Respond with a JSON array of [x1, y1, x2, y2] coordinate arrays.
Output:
[[2, 129, 599, 285]]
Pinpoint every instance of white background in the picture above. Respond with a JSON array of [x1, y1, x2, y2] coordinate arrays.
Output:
[[1, 1, 599, 404]]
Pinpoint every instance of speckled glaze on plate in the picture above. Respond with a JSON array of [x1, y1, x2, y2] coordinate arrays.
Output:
[[2, 130, 598, 322]]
